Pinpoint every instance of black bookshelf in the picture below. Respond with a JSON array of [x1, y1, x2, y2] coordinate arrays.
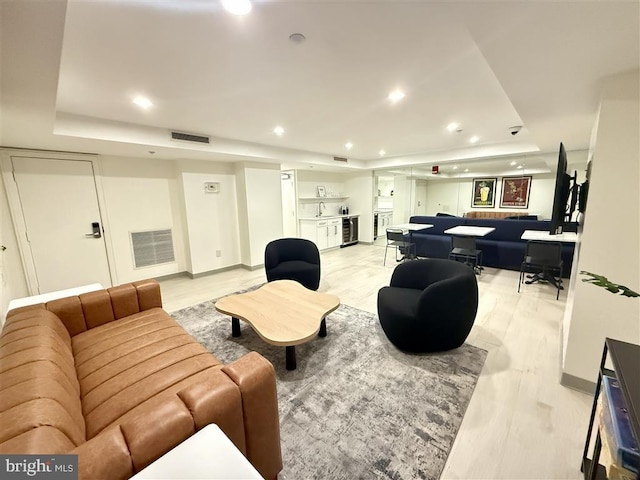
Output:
[[581, 338, 640, 480]]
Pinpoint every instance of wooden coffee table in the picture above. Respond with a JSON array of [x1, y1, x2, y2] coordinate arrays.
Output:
[[214, 280, 340, 370]]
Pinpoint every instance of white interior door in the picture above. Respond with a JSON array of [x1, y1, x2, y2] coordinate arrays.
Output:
[[416, 182, 427, 214], [11, 156, 112, 294], [281, 172, 297, 237]]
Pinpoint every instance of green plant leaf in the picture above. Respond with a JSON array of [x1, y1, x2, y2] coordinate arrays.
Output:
[[580, 271, 639, 297]]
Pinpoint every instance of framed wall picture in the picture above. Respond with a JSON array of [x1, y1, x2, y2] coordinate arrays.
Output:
[[317, 186, 326, 197], [500, 176, 532, 208], [471, 178, 497, 207]]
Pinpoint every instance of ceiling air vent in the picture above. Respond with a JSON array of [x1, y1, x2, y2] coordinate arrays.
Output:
[[333, 156, 348, 163], [170, 131, 211, 144]]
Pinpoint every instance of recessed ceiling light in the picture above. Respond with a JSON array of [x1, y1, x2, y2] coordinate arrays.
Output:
[[510, 160, 517, 166], [132, 96, 153, 109], [464, 168, 469, 173], [447, 123, 460, 132], [388, 90, 405, 102], [452, 165, 458, 170], [379, 150, 386, 156], [469, 136, 479, 144], [345, 142, 353, 150], [517, 165, 524, 169], [222, 0, 252, 15], [273, 126, 285, 136]]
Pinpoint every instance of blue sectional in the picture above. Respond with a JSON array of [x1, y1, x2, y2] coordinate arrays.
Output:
[[408, 215, 577, 276]]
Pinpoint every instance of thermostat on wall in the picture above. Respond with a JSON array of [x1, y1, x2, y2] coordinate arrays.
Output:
[[204, 182, 220, 193]]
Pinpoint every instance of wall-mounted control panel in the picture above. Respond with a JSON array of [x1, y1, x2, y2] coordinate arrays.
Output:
[[204, 182, 220, 193]]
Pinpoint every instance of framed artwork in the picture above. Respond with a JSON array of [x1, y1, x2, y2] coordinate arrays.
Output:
[[316, 186, 326, 197], [471, 178, 497, 207], [500, 176, 532, 208]]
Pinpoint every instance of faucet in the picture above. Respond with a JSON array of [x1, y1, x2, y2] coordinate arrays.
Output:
[[318, 202, 325, 217]]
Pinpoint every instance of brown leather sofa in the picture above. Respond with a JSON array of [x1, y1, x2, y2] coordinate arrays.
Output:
[[0, 279, 282, 480], [464, 211, 529, 219]]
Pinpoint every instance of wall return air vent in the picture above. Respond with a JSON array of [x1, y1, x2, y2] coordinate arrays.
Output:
[[333, 156, 348, 163], [170, 131, 211, 144], [130, 229, 175, 268]]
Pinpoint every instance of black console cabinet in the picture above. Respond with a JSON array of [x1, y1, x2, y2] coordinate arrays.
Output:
[[581, 338, 640, 480]]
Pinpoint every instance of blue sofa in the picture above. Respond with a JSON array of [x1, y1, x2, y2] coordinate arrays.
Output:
[[408, 215, 577, 276]]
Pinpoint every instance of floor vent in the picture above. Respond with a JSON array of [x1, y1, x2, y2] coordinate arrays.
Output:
[[333, 156, 348, 163], [131, 229, 175, 268], [170, 131, 211, 144]]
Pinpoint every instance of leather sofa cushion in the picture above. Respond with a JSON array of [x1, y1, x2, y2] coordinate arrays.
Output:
[[0, 426, 76, 454], [71, 309, 224, 439], [1, 309, 72, 348], [0, 311, 85, 450], [39, 279, 164, 337]]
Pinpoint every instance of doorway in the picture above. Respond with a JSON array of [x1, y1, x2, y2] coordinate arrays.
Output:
[[2, 152, 114, 295], [281, 171, 297, 237]]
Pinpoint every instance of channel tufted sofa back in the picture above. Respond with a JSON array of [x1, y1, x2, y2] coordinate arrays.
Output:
[[0, 279, 282, 480]]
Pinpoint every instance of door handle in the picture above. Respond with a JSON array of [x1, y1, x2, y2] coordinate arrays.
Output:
[[85, 222, 102, 238]]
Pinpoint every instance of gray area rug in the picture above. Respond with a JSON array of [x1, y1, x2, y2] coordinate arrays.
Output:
[[171, 290, 487, 480]]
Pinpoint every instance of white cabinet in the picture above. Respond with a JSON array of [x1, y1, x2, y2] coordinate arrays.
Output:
[[316, 220, 329, 250], [376, 212, 394, 237], [299, 218, 342, 251], [300, 220, 319, 246], [327, 218, 341, 248]]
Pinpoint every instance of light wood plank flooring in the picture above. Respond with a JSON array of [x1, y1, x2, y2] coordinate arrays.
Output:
[[159, 242, 593, 480]]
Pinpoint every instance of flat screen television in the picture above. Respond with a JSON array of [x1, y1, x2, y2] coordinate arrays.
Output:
[[578, 179, 589, 213], [549, 142, 571, 235]]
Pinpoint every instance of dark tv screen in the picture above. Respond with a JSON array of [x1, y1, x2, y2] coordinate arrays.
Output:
[[578, 180, 589, 213], [549, 143, 571, 235]]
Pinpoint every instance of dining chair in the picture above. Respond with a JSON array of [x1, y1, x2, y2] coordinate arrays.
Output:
[[448, 235, 483, 275], [384, 228, 416, 266], [518, 240, 563, 299]]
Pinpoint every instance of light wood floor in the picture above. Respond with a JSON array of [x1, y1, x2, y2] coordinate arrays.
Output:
[[159, 242, 593, 480]]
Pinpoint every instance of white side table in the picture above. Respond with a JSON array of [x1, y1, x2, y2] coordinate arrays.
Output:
[[130, 424, 264, 479], [7, 283, 104, 312]]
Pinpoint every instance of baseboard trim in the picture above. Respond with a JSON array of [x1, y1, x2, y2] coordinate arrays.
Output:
[[241, 263, 264, 272], [187, 264, 242, 279], [560, 372, 596, 395], [153, 271, 190, 282]]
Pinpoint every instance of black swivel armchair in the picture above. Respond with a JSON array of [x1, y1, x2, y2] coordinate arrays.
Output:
[[377, 258, 478, 352], [264, 238, 321, 291]]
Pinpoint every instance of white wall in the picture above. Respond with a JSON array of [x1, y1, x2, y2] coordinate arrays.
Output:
[[424, 178, 467, 216], [101, 156, 187, 283], [179, 160, 241, 275], [344, 172, 374, 243], [296, 170, 350, 218], [523, 174, 554, 219], [236, 164, 283, 267], [392, 174, 413, 224], [0, 173, 28, 324], [423, 173, 556, 218], [562, 70, 640, 388]]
